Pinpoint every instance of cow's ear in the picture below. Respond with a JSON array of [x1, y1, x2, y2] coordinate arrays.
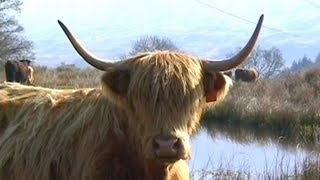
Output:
[[101, 69, 130, 105], [203, 71, 230, 103]]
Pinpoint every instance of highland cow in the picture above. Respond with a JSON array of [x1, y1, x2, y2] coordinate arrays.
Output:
[[235, 68, 259, 82], [0, 14, 264, 180], [4, 59, 35, 85]]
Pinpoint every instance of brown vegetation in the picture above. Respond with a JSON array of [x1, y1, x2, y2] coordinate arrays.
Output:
[[203, 66, 320, 148], [3, 66, 104, 88], [190, 155, 320, 180]]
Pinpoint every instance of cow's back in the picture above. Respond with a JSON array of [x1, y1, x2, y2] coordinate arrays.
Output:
[[0, 83, 114, 179]]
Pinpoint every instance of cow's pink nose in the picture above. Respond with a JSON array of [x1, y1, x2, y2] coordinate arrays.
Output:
[[153, 138, 182, 158]]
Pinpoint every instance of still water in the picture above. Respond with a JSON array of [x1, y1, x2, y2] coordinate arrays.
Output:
[[189, 128, 317, 178]]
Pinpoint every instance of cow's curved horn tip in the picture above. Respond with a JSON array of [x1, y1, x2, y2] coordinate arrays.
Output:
[[57, 20, 68, 31], [259, 14, 264, 20], [57, 20, 64, 26]]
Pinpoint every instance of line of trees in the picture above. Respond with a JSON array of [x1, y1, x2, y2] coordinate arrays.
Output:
[[290, 53, 320, 72]]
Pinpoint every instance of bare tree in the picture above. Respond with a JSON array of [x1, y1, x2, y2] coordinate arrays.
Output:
[[128, 35, 180, 56], [0, 0, 34, 65], [0, 0, 21, 12], [227, 46, 284, 79]]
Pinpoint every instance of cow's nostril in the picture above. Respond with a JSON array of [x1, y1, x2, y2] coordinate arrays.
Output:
[[172, 139, 182, 151], [153, 139, 160, 150], [153, 138, 181, 158]]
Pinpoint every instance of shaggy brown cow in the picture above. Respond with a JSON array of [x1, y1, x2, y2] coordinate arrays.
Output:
[[235, 68, 259, 82], [4, 59, 35, 85], [0, 14, 264, 180]]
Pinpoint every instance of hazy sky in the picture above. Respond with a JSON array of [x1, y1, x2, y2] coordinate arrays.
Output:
[[16, 0, 320, 67]]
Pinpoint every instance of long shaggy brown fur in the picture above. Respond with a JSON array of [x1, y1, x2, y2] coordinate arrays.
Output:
[[0, 83, 125, 179], [0, 51, 231, 180]]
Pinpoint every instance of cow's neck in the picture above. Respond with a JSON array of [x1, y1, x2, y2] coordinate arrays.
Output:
[[124, 129, 174, 180], [108, 117, 179, 180]]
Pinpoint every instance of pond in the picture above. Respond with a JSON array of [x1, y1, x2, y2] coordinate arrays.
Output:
[[189, 128, 319, 179]]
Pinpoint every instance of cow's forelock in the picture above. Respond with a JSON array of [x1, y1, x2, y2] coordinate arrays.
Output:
[[126, 52, 204, 129], [122, 52, 205, 159]]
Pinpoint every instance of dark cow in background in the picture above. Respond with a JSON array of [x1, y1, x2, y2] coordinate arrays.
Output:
[[235, 68, 259, 82], [4, 59, 35, 85]]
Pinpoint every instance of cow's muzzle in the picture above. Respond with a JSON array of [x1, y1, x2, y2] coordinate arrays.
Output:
[[152, 136, 188, 160]]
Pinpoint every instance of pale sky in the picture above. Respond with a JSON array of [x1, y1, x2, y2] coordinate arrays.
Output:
[[16, 0, 320, 67]]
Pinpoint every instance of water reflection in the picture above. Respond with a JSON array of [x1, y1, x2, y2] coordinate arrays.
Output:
[[202, 120, 320, 152], [189, 128, 319, 178]]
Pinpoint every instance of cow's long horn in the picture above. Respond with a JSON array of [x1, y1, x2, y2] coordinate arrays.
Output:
[[58, 20, 120, 71], [204, 14, 264, 71]]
